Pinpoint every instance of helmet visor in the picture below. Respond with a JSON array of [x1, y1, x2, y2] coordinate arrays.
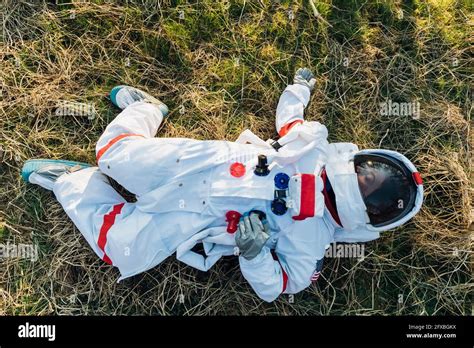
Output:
[[354, 153, 418, 227]]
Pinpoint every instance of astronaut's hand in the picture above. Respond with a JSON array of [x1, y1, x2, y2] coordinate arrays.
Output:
[[294, 67, 316, 91], [235, 211, 270, 261]]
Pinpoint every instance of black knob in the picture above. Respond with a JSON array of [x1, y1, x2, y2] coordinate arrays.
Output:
[[254, 154, 270, 176], [271, 198, 287, 215]]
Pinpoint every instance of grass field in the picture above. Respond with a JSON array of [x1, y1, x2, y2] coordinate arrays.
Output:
[[0, 0, 472, 315]]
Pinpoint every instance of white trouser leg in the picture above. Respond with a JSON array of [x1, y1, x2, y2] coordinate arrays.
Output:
[[97, 101, 164, 148], [95, 101, 165, 195], [94, 100, 253, 198], [53, 167, 173, 280]]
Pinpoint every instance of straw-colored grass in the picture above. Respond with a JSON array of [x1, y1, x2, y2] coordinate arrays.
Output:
[[0, 0, 472, 315]]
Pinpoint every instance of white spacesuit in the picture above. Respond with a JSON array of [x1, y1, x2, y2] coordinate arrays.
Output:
[[23, 69, 423, 302]]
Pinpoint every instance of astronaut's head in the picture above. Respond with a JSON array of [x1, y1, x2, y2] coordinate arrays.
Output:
[[324, 145, 423, 232]]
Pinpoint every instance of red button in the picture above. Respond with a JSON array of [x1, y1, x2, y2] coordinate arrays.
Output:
[[230, 162, 246, 177], [226, 211, 242, 233]]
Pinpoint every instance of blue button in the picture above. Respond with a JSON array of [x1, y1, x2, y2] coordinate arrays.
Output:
[[274, 173, 290, 190]]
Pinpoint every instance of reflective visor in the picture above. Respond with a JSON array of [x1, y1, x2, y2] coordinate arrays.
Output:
[[354, 153, 418, 227]]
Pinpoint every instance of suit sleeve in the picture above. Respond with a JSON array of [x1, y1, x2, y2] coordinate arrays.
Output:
[[238, 246, 285, 302], [275, 83, 312, 137], [239, 219, 327, 302]]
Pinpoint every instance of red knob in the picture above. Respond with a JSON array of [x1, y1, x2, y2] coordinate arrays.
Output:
[[225, 210, 241, 233]]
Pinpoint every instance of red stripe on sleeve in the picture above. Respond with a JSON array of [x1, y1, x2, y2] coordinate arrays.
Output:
[[271, 251, 289, 293], [97, 203, 125, 265], [292, 174, 315, 220], [278, 119, 303, 137]]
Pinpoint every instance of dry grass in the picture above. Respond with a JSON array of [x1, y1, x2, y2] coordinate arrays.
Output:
[[0, 0, 472, 315]]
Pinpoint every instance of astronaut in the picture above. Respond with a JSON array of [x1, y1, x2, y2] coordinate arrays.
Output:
[[22, 68, 423, 302]]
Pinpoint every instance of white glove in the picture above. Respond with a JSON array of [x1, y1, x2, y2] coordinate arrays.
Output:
[[294, 67, 316, 91]]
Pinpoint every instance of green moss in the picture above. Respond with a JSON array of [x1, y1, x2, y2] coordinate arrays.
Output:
[[365, 0, 397, 25], [163, 20, 192, 51], [188, 8, 228, 43], [240, 20, 264, 45], [269, 11, 290, 38], [207, 57, 250, 96], [414, 0, 469, 46], [329, 0, 366, 43]]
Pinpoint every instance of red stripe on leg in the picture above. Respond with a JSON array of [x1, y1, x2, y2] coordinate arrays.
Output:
[[97, 203, 125, 265], [281, 267, 288, 292], [96, 133, 144, 162]]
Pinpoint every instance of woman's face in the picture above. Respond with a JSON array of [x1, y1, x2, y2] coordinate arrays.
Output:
[[355, 162, 386, 197]]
